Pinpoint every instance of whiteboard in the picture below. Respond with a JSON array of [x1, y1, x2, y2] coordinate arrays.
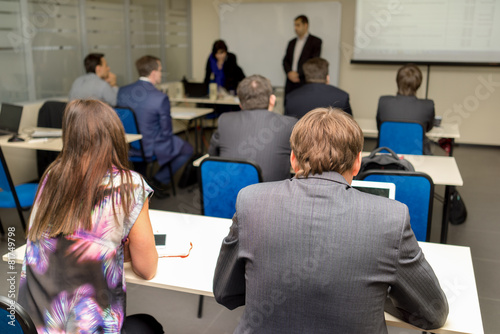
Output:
[[219, 2, 342, 87]]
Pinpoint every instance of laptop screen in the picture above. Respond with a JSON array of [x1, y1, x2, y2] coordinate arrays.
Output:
[[0, 103, 23, 135], [352, 180, 396, 199]]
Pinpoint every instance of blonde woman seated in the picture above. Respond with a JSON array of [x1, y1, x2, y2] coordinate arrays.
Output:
[[18, 100, 163, 333]]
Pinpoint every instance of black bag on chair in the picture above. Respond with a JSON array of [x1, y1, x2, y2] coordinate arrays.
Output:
[[449, 190, 467, 225], [357, 147, 415, 178]]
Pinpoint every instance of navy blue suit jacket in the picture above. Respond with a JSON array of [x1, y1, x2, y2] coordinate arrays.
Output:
[[285, 83, 352, 118], [117, 80, 184, 165]]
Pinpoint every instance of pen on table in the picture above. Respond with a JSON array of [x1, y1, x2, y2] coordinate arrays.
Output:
[[28, 138, 49, 143]]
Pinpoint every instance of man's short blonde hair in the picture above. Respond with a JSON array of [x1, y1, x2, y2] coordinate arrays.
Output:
[[290, 107, 363, 177]]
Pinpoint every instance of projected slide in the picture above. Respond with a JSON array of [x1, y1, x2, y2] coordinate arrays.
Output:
[[352, 0, 500, 63]]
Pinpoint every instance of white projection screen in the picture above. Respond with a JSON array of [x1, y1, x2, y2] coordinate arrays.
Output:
[[352, 0, 500, 64]]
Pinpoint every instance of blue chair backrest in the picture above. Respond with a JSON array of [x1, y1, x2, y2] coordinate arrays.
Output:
[[114, 107, 142, 153], [378, 121, 424, 155], [359, 171, 433, 242], [200, 158, 263, 219], [0, 296, 37, 334]]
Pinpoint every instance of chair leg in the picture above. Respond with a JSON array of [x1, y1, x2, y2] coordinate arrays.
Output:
[[16, 206, 27, 232], [168, 163, 176, 197], [197, 295, 204, 318]]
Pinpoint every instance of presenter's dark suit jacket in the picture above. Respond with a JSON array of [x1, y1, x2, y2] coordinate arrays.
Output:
[[376, 95, 435, 154], [213, 172, 449, 333], [117, 80, 185, 166], [285, 83, 352, 118], [282, 34, 322, 96], [208, 109, 297, 182]]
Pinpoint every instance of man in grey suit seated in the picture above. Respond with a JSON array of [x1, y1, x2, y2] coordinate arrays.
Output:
[[208, 75, 297, 182], [69, 53, 118, 106], [213, 107, 448, 333], [285, 57, 352, 118]]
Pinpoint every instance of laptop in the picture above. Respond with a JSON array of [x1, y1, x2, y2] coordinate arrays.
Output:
[[0, 103, 23, 137], [182, 79, 208, 98], [352, 180, 396, 199]]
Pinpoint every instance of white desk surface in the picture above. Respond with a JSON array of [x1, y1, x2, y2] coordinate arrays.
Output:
[[355, 118, 460, 140], [3, 210, 482, 333], [0, 133, 142, 152], [171, 106, 214, 120], [170, 96, 240, 106], [361, 152, 463, 187]]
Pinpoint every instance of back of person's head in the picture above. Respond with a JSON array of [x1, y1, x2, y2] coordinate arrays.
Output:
[[84, 53, 104, 73], [211, 40, 228, 57], [303, 57, 329, 83], [396, 64, 422, 96], [290, 107, 363, 178], [136, 55, 160, 77], [295, 14, 309, 24], [237, 75, 273, 110], [28, 99, 133, 241]]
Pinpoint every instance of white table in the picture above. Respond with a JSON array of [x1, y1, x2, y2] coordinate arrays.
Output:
[[0, 132, 142, 152], [3, 210, 483, 333], [171, 107, 214, 155]]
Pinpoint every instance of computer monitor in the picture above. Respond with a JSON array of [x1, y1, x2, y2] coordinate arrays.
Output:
[[352, 180, 396, 199], [0, 103, 23, 138]]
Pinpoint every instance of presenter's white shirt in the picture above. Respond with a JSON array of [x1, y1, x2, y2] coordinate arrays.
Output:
[[292, 33, 309, 72]]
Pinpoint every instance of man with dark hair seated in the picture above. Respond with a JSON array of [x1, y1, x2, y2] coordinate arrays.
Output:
[[213, 107, 448, 333], [69, 53, 118, 106], [285, 57, 352, 118], [208, 75, 297, 182], [376, 64, 435, 154]]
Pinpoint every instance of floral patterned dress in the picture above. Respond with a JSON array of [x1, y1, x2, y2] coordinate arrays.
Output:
[[18, 169, 153, 334]]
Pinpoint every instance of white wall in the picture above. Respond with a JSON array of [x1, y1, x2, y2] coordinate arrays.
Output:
[[191, 0, 500, 146]]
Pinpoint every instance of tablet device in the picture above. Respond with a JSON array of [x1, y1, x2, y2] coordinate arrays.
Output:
[[351, 180, 396, 199]]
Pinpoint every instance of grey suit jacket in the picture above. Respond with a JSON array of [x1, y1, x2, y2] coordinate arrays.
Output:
[[69, 73, 118, 106], [213, 172, 448, 333], [208, 110, 297, 182]]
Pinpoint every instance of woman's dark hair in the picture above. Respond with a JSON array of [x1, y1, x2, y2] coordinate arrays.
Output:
[[211, 40, 228, 57]]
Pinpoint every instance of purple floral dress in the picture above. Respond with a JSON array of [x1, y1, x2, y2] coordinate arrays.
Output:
[[18, 169, 152, 334]]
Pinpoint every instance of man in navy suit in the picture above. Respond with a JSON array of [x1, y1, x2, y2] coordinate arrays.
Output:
[[285, 57, 352, 118], [282, 15, 322, 97], [117, 55, 193, 196]]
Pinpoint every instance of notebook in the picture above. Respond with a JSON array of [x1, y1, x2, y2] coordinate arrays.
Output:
[[351, 180, 396, 199]]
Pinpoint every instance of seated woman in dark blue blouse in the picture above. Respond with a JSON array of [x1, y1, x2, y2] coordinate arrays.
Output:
[[203, 40, 245, 94]]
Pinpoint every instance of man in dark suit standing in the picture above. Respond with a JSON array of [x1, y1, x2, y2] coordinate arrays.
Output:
[[282, 15, 322, 97], [285, 57, 352, 118], [213, 108, 448, 333], [208, 75, 297, 182], [117, 55, 193, 197]]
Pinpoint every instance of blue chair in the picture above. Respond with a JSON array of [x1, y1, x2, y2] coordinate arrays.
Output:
[[199, 157, 263, 219], [378, 121, 425, 155], [0, 296, 37, 333], [357, 170, 434, 242], [0, 148, 38, 233], [114, 107, 175, 196]]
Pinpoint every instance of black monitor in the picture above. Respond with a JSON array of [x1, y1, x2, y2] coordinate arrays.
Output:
[[0, 103, 23, 140]]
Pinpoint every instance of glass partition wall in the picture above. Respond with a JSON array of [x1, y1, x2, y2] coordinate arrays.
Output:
[[0, 0, 191, 103]]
